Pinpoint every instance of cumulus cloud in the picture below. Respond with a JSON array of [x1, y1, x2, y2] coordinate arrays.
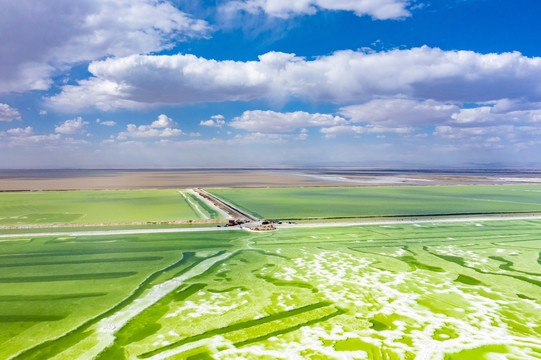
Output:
[[118, 125, 183, 140], [9, 134, 63, 146], [434, 125, 495, 139], [221, 0, 410, 20], [340, 99, 459, 127], [0, 0, 210, 93], [295, 128, 308, 140], [435, 122, 541, 146], [432, 125, 510, 149], [6, 126, 34, 137], [48, 47, 541, 111], [200, 115, 226, 127], [489, 98, 541, 114], [230, 110, 347, 132], [151, 114, 177, 128], [0, 126, 63, 147], [233, 131, 286, 143], [117, 114, 183, 140], [55, 116, 89, 135], [450, 105, 541, 125], [49, 51, 299, 110], [333, 97, 541, 141], [321, 124, 413, 138], [96, 119, 116, 126], [0, 104, 22, 121]]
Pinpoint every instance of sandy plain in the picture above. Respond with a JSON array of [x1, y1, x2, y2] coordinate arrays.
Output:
[[2, 169, 541, 191], [0, 170, 342, 191]]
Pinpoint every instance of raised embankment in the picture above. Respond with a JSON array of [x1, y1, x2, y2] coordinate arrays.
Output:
[[0, 219, 221, 230], [193, 188, 259, 222]]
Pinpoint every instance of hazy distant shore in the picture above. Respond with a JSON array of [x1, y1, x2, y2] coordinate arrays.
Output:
[[2, 168, 541, 191]]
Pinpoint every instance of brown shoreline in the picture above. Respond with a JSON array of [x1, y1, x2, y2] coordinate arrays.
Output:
[[2, 169, 541, 191], [0, 170, 346, 191]]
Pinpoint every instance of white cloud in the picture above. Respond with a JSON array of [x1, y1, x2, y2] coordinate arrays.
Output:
[[10, 134, 62, 146], [117, 114, 183, 140], [63, 137, 90, 145], [200, 115, 226, 127], [39, 110, 47, 116], [49, 51, 295, 110], [490, 98, 540, 113], [221, 0, 410, 20], [0, 104, 22, 121], [118, 125, 183, 140], [96, 119, 116, 126], [288, 98, 541, 139], [295, 128, 308, 140], [426, 100, 541, 148], [48, 47, 541, 111], [151, 114, 177, 128], [1, 126, 88, 148], [321, 124, 413, 138], [433, 125, 515, 140], [0, 0, 210, 93], [6, 126, 34, 137], [233, 132, 286, 143], [451, 107, 494, 124], [230, 110, 347, 132], [55, 116, 88, 134], [450, 105, 541, 125], [340, 99, 459, 126], [1, 126, 62, 147]]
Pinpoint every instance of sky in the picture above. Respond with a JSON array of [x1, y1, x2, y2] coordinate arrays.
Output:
[[1, 0, 541, 169]]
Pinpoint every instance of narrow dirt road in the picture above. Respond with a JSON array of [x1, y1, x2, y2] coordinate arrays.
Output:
[[2, 214, 541, 239]]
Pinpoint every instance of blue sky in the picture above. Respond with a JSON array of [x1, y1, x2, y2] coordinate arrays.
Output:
[[1, 0, 541, 168]]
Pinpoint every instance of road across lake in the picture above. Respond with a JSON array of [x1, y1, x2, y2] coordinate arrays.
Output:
[[2, 213, 541, 238]]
